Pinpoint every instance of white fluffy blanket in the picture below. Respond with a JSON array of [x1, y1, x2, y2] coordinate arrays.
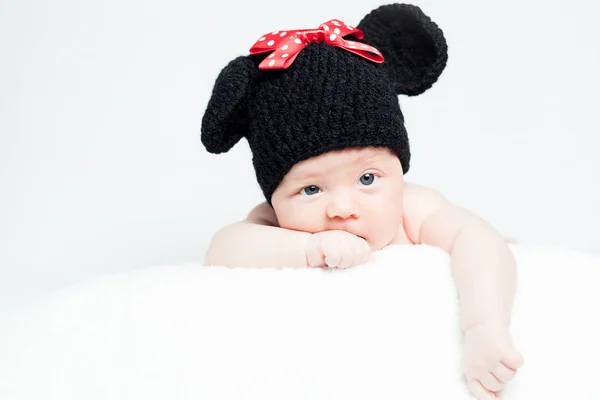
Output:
[[1, 244, 599, 399]]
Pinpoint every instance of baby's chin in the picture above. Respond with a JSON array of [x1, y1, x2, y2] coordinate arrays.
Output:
[[365, 229, 401, 251], [365, 236, 388, 252]]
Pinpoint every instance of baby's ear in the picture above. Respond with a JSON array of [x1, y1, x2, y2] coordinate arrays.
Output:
[[201, 56, 256, 153], [357, 3, 448, 96]]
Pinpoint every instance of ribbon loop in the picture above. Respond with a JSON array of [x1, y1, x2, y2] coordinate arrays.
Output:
[[249, 19, 384, 70]]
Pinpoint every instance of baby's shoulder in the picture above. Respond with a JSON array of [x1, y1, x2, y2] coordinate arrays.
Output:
[[246, 202, 279, 227], [400, 181, 450, 242], [402, 181, 447, 205]]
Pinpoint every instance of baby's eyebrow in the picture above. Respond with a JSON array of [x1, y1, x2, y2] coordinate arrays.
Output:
[[284, 151, 384, 184], [357, 153, 378, 165], [344, 148, 380, 163], [286, 170, 323, 182]]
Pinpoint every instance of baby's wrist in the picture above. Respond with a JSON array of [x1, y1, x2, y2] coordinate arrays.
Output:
[[463, 318, 510, 333], [304, 233, 319, 268]]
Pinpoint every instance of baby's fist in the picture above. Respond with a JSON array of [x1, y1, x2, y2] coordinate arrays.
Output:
[[305, 230, 371, 269], [462, 323, 525, 399]]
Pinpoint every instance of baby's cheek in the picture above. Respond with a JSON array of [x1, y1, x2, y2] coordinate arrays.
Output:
[[369, 206, 403, 246], [276, 209, 320, 233]]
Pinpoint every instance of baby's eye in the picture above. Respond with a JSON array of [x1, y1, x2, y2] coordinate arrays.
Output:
[[301, 185, 321, 196], [359, 173, 378, 186]]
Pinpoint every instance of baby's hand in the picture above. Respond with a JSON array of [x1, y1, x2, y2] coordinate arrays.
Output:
[[462, 322, 525, 399], [305, 230, 371, 268]]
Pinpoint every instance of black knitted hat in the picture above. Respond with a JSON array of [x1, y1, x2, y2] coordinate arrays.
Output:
[[201, 3, 448, 203]]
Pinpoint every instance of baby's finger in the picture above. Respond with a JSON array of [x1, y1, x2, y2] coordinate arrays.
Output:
[[360, 238, 371, 264], [478, 372, 504, 392], [348, 238, 365, 267], [305, 236, 324, 268], [467, 378, 498, 400], [349, 239, 363, 267], [337, 239, 354, 269], [502, 349, 524, 370], [492, 362, 516, 383], [323, 240, 342, 268]]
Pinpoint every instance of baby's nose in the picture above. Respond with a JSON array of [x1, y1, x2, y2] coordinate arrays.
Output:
[[326, 192, 359, 220]]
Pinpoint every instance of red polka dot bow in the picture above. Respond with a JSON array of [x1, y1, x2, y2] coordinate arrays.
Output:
[[249, 19, 384, 70]]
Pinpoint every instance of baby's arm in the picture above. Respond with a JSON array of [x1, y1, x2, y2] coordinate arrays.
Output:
[[402, 182, 516, 331], [204, 202, 311, 268], [205, 203, 370, 269], [403, 182, 523, 398]]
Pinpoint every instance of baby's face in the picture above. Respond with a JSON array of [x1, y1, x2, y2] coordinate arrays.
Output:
[[271, 147, 405, 251]]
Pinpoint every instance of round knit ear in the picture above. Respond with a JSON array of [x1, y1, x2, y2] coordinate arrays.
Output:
[[357, 3, 448, 96], [201, 56, 256, 153]]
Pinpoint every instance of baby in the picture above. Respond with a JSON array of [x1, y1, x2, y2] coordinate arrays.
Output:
[[200, 3, 524, 399]]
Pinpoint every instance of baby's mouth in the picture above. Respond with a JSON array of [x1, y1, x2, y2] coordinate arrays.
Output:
[[334, 227, 367, 242]]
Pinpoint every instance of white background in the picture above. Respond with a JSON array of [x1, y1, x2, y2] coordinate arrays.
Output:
[[1, 0, 599, 318]]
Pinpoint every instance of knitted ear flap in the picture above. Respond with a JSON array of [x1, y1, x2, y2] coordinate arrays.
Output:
[[201, 56, 256, 153], [357, 3, 448, 96]]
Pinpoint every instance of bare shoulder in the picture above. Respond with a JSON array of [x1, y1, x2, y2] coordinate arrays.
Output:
[[403, 181, 448, 206], [402, 181, 516, 247], [401, 181, 450, 244], [245, 202, 279, 227]]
